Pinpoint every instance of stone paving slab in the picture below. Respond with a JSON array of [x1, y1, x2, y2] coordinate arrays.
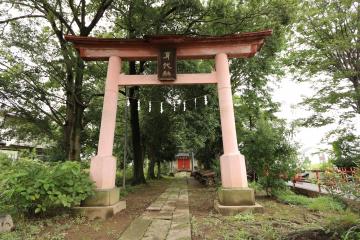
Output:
[[142, 210, 173, 220], [142, 219, 172, 240], [119, 218, 152, 240], [119, 176, 191, 240], [166, 221, 191, 240]]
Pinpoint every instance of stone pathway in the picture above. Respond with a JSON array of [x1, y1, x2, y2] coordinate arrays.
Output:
[[119, 175, 191, 240]]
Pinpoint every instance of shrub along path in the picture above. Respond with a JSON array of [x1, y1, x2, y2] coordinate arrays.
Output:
[[1, 177, 172, 240], [118, 173, 191, 240]]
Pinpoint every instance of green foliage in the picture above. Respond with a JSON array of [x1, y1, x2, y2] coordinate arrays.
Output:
[[238, 113, 298, 193], [288, 0, 360, 126], [0, 0, 114, 161], [249, 181, 264, 193], [323, 168, 360, 201], [331, 130, 360, 168], [0, 158, 94, 215]]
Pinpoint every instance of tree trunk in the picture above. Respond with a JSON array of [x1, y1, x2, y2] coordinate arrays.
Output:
[[64, 56, 85, 161], [156, 160, 161, 179], [148, 157, 156, 179], [129, 61, 146, 185], [351, 77, 360, 114]]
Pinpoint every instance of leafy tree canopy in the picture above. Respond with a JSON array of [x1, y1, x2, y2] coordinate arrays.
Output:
[[288, 0, 360, 127]]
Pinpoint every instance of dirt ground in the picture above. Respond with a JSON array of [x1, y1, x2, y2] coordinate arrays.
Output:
[[187, 177, 359, 240], [64, 178, 172, 240]]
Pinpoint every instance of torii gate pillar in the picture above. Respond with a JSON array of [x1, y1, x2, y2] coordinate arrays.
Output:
[[216, 53, 248, 188], [214, 53, 263, 214]]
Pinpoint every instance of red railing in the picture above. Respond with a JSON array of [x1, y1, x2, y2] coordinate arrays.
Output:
[[292, 168, 359, 193]]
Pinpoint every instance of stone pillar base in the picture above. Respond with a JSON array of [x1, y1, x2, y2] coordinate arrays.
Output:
[[73, 187, 126, 220], [214, 200, 264, 215], [218, 187, 255, 206], [215, 187, 263, 215]]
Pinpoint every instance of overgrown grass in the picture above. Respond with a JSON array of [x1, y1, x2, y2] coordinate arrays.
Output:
[[326, 211, 360, 240], [274, 189, 346, 212], [308, 196, 345, 212], [274, 189, 312, 206], [226, 213, 255, 222]]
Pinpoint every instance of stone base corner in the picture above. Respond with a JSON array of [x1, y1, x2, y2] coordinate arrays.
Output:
[[214, 200, 264, 215], [73, 187, 126, 220], [73, 200, 126, 220]]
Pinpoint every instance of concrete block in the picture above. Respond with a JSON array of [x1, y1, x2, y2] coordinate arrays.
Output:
[[0, 215, 14, 233], [214, 200, 264, 216], [74, 200, 126, 220], [218, 187, 255, 206], [83, 187, 120, 206]]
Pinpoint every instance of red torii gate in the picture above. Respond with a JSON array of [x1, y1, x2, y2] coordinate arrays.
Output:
[[66, 30, 271, 218]]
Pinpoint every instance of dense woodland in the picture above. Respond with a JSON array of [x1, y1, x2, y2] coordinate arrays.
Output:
[[0, 0, 359, 187]]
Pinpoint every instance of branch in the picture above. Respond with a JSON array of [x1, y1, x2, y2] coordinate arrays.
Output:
[[84, 89, 126, 107], [68, 0, 82, 28], [36, 0, 76, 35], [82, 0, 114, 36], [0, 14, 45, 24]]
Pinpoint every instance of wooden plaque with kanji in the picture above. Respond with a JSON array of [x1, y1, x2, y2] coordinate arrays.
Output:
[[158, 48, 177, 81]]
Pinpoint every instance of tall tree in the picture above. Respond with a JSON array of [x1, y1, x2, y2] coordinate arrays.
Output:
[[112, 0, 206, 183], [0, 0, 114, 160], [288, 0, 360, 126]]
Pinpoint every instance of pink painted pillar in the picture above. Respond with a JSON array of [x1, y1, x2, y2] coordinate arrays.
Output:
[[90, 56, 121, 189], [216, 53, 248, 188]]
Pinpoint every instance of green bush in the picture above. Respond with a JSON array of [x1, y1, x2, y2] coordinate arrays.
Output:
[[249, 181, 264, 193], [0, 158, 95, 215]]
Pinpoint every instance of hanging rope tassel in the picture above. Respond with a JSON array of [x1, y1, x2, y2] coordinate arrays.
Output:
[[204, 95, 208, 106], [149, 101, 151, 112], [183, 101, 186, 111], [194, 98, 197, 109], [137, 99, 140, 111], [127, 98, 130, 107], [160, 102, 164, 114]]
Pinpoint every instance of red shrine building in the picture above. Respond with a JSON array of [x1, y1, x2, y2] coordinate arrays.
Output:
[[175, 153, 192, 171]]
